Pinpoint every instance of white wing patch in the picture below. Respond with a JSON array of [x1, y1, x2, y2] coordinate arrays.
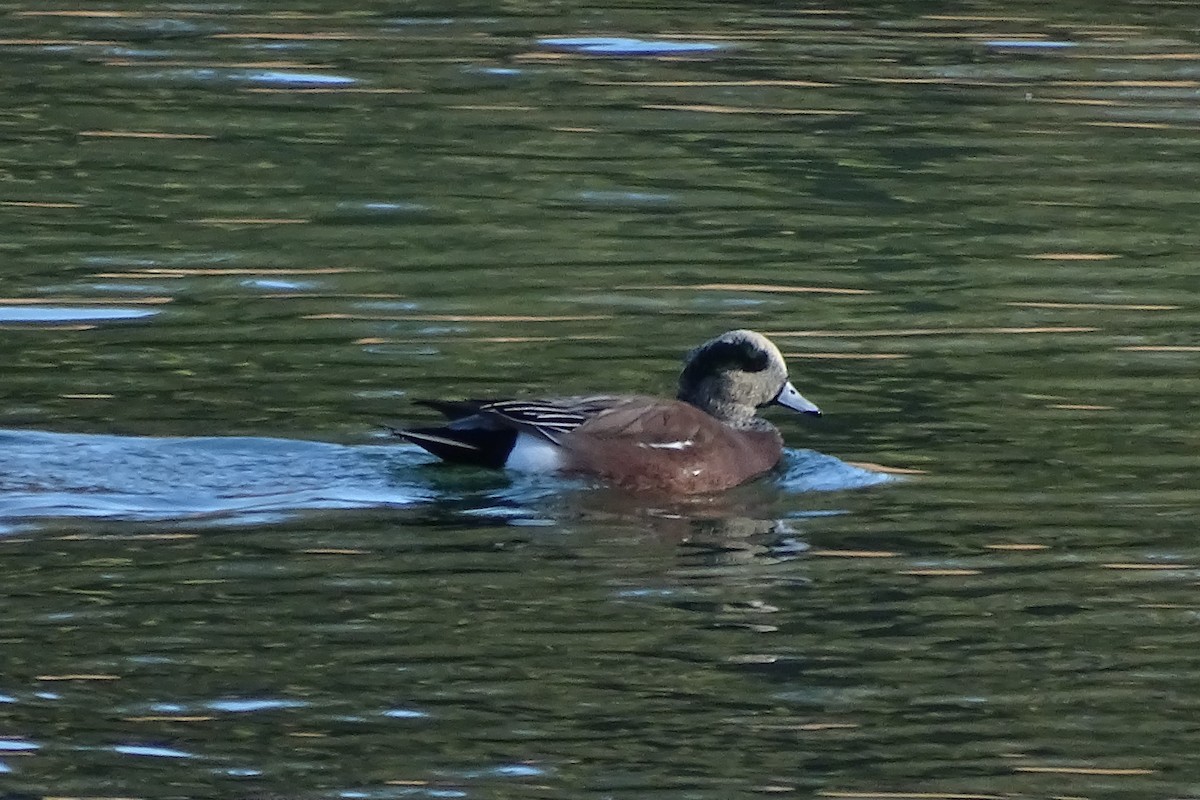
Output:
[[506, 432, 565, 472], [638, 439, 695, 451]]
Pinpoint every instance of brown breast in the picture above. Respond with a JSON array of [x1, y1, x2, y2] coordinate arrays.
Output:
[[559, 398, 783, 494]]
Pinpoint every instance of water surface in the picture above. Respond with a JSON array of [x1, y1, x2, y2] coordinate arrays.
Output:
[[2, 1, 1199, 798]]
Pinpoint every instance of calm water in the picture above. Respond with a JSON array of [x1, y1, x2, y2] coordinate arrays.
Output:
[[2, 1, 1199, 798]]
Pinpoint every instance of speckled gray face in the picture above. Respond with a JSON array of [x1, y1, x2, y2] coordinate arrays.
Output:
[[676, 329, 822, 423]]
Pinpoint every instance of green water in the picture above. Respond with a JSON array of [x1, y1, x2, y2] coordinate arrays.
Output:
[[1, 2, 1199, 798]]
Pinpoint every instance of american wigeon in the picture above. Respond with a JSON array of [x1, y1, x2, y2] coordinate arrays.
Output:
[[389, 329, 820, 494]]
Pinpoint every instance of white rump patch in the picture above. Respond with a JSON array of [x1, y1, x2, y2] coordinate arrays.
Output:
[[505, 432, 564, 473], [638, 439, 695, 451]]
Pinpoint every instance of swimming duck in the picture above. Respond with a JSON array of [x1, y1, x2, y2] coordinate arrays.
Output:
[[389, 329, 820, 494]]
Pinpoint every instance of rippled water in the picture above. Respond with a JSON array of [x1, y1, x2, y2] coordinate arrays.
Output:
[[2, 1, 1200, 798], [0, 429, 884, 528]]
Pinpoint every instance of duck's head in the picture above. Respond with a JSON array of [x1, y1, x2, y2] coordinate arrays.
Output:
[[677, 329, 821, 424]]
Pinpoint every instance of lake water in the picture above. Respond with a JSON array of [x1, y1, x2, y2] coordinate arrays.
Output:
[[2, 2, 1199, 798]]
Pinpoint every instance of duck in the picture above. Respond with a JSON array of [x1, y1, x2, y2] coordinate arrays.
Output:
[[388, 329, 820, 494]]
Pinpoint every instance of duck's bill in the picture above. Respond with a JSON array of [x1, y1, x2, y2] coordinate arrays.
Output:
[[774, 381, 821, 416]]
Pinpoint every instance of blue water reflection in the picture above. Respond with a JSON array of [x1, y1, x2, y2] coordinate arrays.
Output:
[[382, 708, 430, 719], [133, 68, 358, 86], [0, 430, 885, 528], [778, 449, 895, 493], [205, 698, 309, 713], [539, 37, 725, 55], [0, 430, 429, 527], [112, 743, 196, 759], [0, 739, 39, 751], [0, 307, 158, 323], [984, 40, 1078, 49]]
